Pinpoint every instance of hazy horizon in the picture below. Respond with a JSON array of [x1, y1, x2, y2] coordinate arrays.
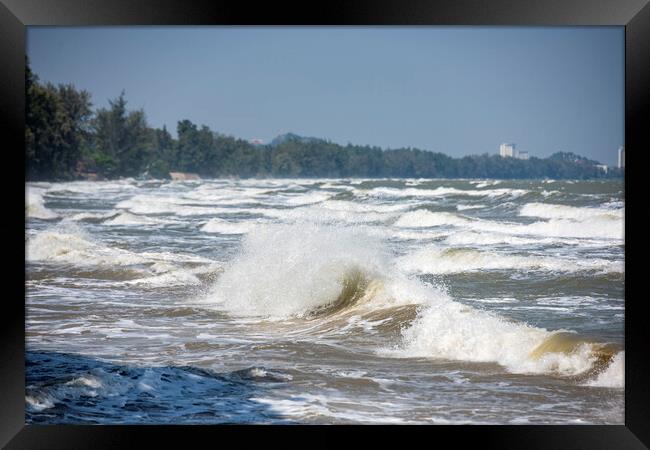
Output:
[[27, 26, 624, 166]]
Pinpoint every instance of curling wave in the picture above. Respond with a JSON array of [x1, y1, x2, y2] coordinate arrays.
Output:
[[203, 224, 399, 317], [201, 223, 622, 384]]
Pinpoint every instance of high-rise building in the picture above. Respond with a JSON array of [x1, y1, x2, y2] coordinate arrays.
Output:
[[618, 146, 625, 168], [499, 143, 516, 158]]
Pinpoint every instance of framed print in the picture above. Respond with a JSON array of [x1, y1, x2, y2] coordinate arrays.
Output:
[[2, 0, 649, 447]]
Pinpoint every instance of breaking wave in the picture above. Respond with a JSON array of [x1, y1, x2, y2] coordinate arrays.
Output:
[[26, 226, 148, 267], [393, 209, 623, 240], [520, 203, 623, 221], [199, 223, 622, 382], [583, 351, 624, 388], [26, 225, 219, 287], [367, 186, 527, 199], [390, 307, 621, 378], [203, 224, 399, 317], [397, 246, 623, 274], [26, 189, 58, 220], [201, 218, 263, 235]]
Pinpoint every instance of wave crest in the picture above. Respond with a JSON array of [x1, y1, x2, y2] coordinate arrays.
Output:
[[204, 224, 393, 318]]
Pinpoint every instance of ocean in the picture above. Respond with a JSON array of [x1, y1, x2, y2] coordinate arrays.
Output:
[[25, 177, 624, 424]]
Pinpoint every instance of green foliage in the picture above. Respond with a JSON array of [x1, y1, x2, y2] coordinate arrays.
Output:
[[87, 151, 119, 179], [25, 58, 93, 181], [148, 159, 171, 180], [25, 60, 623, 182], [90, 92, 153, 178]]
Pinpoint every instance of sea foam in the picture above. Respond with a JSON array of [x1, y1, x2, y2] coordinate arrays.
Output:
[[26, 226, 147, 266], [583, 351, 624, 388], [26, 189, 58, 220], [202, 222, 619, 379], [393, 209, 623, 240], [204, 224, 393, 317], [520, 202, 623, 222], [397, 245, 623, 274]]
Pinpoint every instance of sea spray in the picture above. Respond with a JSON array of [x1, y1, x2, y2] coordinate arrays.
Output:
[[26, 223, 221, 287], [202, 222, 620, 380], [26, 188, 58, 220], [204, 224, 393, 318], [26, 224, 148, 266], [584, 351, 624, 388], [388, 303, 618, 377]]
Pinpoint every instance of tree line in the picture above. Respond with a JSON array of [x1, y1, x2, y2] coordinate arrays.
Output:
[[25, 61, 623, 181]]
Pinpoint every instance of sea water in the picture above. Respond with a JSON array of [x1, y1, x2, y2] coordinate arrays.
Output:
[[25, 178, 624, 424]]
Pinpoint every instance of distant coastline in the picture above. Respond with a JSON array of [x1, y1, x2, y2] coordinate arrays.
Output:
[[25, 61, 623, 183]]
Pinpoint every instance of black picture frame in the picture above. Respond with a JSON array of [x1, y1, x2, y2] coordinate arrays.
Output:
[[2, 0, 648, 447]]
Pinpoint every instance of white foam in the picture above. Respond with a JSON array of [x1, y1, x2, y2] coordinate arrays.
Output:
[[117, 193, 263, 217], [201, 218, 262, 234], [386, 304, 601, 376], [116, 195, 184, 215], [520, 203, 623, 222], [470, 180, 502, 188], [443, 230, 609, 247], [27, 367, 133, 413], [25, 394, 55, 411], [26, 188, 58, 220], [321, 200, 413, 214], [584, 351, 624, 388], [26, 227, 147, 266], [66, 375, 103, 389], [251, 393, 416, 424], [203, 224, 394, 317], [456, 204, 484, 211], [444, 231, 543, 246], [602, 200, 624, 209], [257, 204, 398, 225], [125, 269, 201, 287], [183, 185, 277, 203], [368, 186, 527, 199], [397, 245, 622, 275], [282, 191, 332, 206], [393, 230, 448, 241], [26, 226, 216, 276], [394, 210, 470, 228], [196, 218, 621, 389], [394, 209, 623, 240], [105, 212, 175, 226], [138, 251, 215, 265], [518, 218, 623, 240], [46, 179, 138, 195]]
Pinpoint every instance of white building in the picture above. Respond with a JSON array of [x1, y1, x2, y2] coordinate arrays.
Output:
[[618, 146, 625, 168], [596, 164, 608, 174], [500, 143, 529, 159], [499, 143, 517, 158]]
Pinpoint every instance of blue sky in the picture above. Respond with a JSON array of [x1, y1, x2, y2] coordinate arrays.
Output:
[[27, 27, 624, 165]]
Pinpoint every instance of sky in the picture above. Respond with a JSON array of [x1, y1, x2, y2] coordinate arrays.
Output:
[[27, 27, 624, 166]]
